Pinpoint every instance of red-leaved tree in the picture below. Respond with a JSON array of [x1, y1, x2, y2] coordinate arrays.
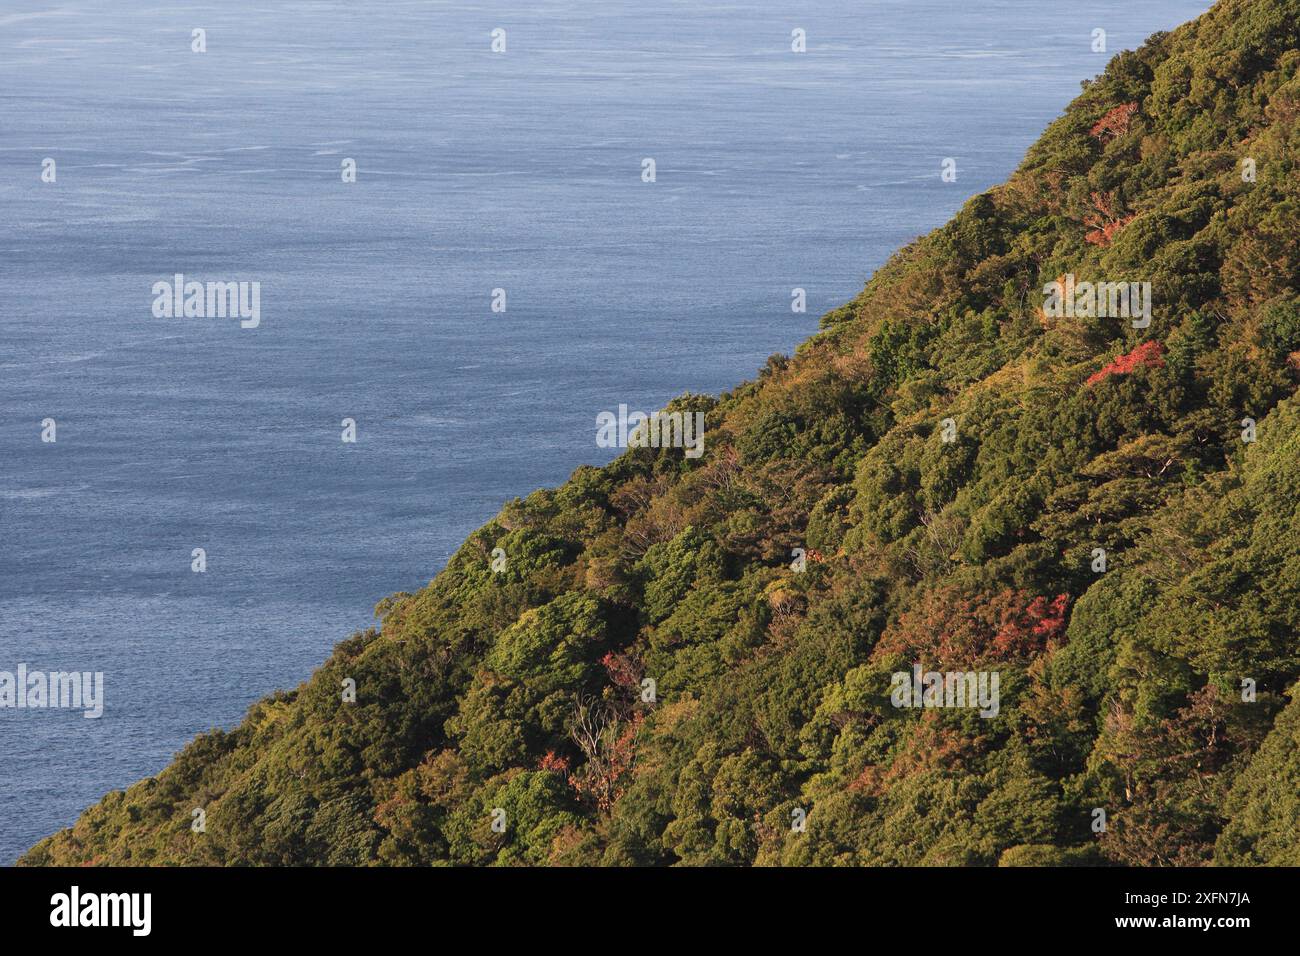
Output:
[[1084, 190, 1135, 246], [538, 750, 571, 774], [1086, 340, 1165, 387], [1090, 102, 1138, 142], [871, 585, 1071, 668]]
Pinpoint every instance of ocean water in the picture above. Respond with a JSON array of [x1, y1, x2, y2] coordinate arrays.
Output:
[[0, 0, 1212, 863]]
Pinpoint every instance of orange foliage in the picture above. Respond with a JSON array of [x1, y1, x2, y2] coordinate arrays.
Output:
[[1090, 102, 1138, 141], [872, 586, 1070, 668], [539, 750, 571, 774], [1086, 340, 1166, 387], [1084, 190, 1134, 246]]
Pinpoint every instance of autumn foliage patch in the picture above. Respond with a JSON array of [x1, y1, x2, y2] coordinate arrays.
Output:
[[1084, 190, 1135, 246], [1086, 340, 1166, 387], [872, 587, 1071, 668], [1090, 102, 1139, 141]]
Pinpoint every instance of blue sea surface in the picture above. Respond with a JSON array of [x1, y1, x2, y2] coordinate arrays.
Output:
[[0, 0, 1212, 863]]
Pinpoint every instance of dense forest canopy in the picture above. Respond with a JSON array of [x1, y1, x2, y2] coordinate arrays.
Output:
[[24, 0, 1300, 866]]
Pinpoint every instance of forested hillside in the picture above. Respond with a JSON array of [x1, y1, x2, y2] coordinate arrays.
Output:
[[24, 0, 1300, 866]]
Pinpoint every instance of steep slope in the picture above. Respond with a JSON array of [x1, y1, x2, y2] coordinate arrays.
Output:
[[23, 0, 1300, 866]]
